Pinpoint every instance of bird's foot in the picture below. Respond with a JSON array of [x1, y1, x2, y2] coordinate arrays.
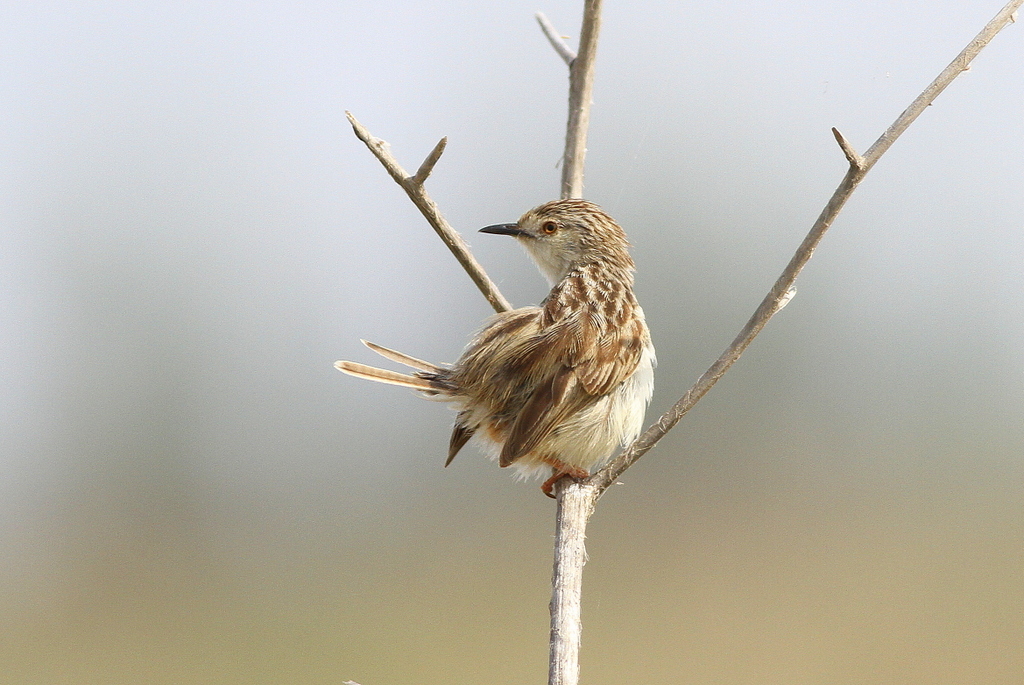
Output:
[[540, 465, 590, 499]]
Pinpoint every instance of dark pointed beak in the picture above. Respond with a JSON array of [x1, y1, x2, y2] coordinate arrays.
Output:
[[479, 223, 525, 237]]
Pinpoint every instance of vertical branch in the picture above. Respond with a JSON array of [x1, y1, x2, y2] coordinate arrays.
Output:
[[540, 4, 605, 683], [561, 0, 603, 199]]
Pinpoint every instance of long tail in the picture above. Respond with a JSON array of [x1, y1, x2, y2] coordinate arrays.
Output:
[[335, 340, 453, 393], [334, 361, 445, 391]]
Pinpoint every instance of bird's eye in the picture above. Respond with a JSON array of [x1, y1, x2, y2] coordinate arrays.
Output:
[[541, 221, 558, 234]]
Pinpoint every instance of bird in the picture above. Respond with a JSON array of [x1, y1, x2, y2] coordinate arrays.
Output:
[[335, 199, 655, 496]]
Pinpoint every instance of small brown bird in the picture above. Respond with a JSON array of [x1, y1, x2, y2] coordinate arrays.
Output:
[[336, 199, 655, 496]]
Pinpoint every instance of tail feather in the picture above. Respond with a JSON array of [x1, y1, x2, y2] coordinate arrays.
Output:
[[334, 361, 437, 391], [361, 339, 443, 373]]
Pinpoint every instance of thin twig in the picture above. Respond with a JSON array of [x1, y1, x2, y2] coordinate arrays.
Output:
[[588, 0, 1023, 495], [861, 1, 1022, 167], [411, 136, 448, 186], [345, 111, 513, 314], [536, 12, 576, 65], [560, 0, 602, 199]]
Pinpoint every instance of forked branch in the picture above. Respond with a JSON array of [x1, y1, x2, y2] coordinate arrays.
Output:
[[349, 3, 1022, 494], [539, 1, 603, 199], [345, 111, 512, 314]]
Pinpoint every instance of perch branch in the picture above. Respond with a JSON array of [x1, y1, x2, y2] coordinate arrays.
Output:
[[549, 2, 1022, 678], [589, 0, 1024, 494], [548, 482, 595, 685], [346, 111, 513, 314], [536, 12, 577, 65], [347, 4, 1020, 685]]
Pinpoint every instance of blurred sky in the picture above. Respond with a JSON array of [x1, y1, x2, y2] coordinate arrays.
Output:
[[0, 1, 1022, 683]]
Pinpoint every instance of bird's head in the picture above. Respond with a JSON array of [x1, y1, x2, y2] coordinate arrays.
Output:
[[479, 199, 633, 285]]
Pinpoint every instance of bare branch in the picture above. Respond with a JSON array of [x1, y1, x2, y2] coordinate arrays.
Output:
[[536, 12, 576, 65], [348, 5, 1021, 685], [589, 0, 1024, 495], [346, 111, 513, 314], [561, 0, 603, 199]]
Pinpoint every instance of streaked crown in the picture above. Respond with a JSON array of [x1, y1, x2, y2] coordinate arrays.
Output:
[[506, 199, 635, 284]]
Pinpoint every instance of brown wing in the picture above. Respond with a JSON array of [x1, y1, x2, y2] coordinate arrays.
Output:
[[499, 365, 582, 467], [498, 308, 645, 467], [451, 297, 646, 468]]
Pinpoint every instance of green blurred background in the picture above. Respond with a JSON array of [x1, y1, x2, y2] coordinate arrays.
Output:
[[1, 1, 1021, 683]]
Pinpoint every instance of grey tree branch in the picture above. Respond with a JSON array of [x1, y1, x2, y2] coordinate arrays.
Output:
[[547, 484, 594, 685], [345, 111, 513, 314]]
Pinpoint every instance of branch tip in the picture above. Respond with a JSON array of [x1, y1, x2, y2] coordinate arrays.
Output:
[[559, 0, 603, 198], [412, 136, 448, 186], [536, 11, 577, 65], [832, 127, 864, 169], [346, 110, 371, 143]]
